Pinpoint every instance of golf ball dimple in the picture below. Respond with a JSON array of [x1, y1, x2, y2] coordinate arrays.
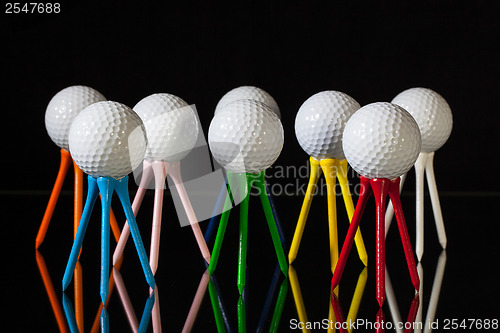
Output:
[[68, 101, 147, 179], [343, 102, 421, 180], [215, 86, 280, 118], [45, 85, 106, 150], [208, 99, 284, 174], [391, 87, 453, 153], [133, 93, 199, 162], [295, 91, 360, 160]]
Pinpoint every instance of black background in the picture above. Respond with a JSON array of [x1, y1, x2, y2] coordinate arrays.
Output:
[[2, 0, 500, 332]]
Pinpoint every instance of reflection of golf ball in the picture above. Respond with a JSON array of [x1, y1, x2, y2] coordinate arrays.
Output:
[[133, 93, 199, 162], [69, 101, 147, 179], [343, 102, 421, 180], [208, 99, 283, 174], [215, 86, 280, 118], [295, 91, 360, 160], [45, 86, 106, 150], [391, 88, 453, 153]]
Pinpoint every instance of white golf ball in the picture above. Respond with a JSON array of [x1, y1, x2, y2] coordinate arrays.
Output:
[[69, 101, 147, 179], [295, 91, 360, 160], [45, 85, 106, 150], [133, 93, 199, 162], [391, 87, 453, 153], [343, 102, 421, 180], [208, 99, 283, 174], [214, 86, 280, 118]]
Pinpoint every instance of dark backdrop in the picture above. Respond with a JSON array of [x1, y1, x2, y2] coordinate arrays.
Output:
[[2, 0, 500, 193], [2, 1, 500, 331]]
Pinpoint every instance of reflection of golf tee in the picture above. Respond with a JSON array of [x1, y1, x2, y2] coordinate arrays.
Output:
[[288, 265, 309, 328], [182, 270, 210, 332], [38, 243, 124, 333], [207, 272, 232, 332], [113, 160, 211, 273], [332, 291, 419, 333], [113, 267, 156, 333], [65, 269, 155, 333], [385, 266, 421, 333], [385, 152, 447, 261], [35, 251, 69, 333], [386, 250, 447, 333], [289, 157, 367, 274], [424, 251, 446, 333], [257, 262, 288, 332], [113, 267, 139, 331], [290, 264, 367, 333], [207, 261, 286, 331]]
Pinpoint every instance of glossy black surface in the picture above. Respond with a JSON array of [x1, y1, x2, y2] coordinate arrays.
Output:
[[3, 1, 499, 331], [6, 189, 499, 331]]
